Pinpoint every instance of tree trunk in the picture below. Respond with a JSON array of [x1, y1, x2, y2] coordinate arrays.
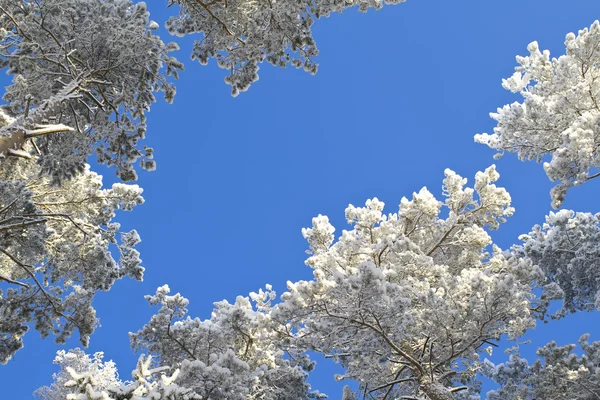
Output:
[[420, 380, 454, 400]]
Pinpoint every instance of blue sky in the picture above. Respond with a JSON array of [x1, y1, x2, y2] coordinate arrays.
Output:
[[3, 0, 600, 397]]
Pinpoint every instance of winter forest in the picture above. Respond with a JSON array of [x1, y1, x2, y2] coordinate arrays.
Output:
[[1, 0, 600, 398]]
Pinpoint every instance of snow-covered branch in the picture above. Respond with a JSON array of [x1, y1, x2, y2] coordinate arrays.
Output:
[[476, 20, 600, 208]]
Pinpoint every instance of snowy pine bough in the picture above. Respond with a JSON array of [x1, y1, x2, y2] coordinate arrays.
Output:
[[485, 334, 600, 400], [512, 209, 600, 319], [35, 348, 197, 400], [166, 0, 406, 96], [476, 20, 600, 208]]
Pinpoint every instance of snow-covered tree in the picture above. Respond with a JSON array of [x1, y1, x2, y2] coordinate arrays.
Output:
[[475, 20, 600, 208], [0, 0, 182, 182], [273, 166, 542, 400], [512, 210, 600, 319], [0, 0, 181, 364], [485, 334, 600, 400], [129, 284, 323, 399], [0, 110, 144, 363], [166, 0, 406, 96]]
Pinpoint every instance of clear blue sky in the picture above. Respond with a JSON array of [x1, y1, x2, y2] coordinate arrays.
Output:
[[3, 0, 600, 397]]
